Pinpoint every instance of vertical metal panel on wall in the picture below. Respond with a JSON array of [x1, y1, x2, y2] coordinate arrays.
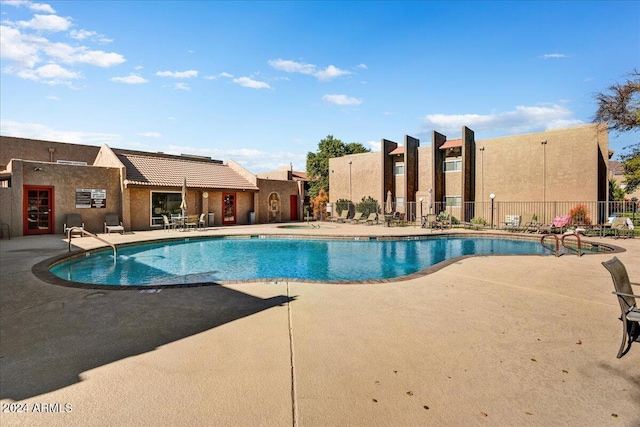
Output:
[[461, 126, 476, 222], [432, 131, 447, 207], [404, 135, 419, 206]]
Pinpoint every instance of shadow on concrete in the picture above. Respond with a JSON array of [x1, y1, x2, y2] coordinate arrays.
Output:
[[598, 361, 640, 425], [0, 284, 294, 401]]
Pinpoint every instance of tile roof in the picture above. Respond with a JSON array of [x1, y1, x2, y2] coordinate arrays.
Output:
[[389, 146, 404, 155], [118, 152, 259, 191], [439, 139, 462, 150]]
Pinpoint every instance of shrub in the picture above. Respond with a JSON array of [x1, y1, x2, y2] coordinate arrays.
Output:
[[569, 203, 592, 225], [471, 217, 488, 226], [335, 198, 354, 216], [355, 196, 379, 218]]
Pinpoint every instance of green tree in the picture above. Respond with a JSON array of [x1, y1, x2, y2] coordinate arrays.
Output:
[[306, 135, 370, 198], [619, 143, 640, 194], [609, 177, 626, 201]]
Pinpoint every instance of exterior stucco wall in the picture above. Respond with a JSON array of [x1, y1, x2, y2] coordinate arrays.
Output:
[[329, 152, 382, 206], [475, 124, 605, 203], [255, 179, 300, 223], [7, 160, 121, 236], [1, 136, 100, 170]]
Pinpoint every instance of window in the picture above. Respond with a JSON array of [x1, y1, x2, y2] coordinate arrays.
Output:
[[445, 196, 461, 207], [444, 159, 462, 172], [150, 192, 182, 226], [394, 162, 405, 175], [396, 197, 405, 208]]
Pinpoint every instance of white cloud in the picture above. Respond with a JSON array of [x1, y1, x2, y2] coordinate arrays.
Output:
[[110, 73, 148, 84], [137, 132, 161, 138], [156, 70, 198, 78], [233, 76, 271, 89], [357, 63, 368, 69], [422, 104, 584, 135], [174, 82, 190, 90], [540, 53, 567, 59], [0, 25, 43, 68], [17, 14, 71, 31], [69, 28, 112, 43], [314, 65, 351, 81], [165, 143, 305, 173], [268, 58, 316, 74], [167, 117, 176, 120], [46, 95, 59, 100], [134, 65, 143, 70], [204, 72, 234, 80], [43, 43, 125, 67], [30, 3, 56, 13], [0, 119, 122, 146], [367, 140, 381, 152], [17, 63, 81, 84], [322, 94, 362, 106]]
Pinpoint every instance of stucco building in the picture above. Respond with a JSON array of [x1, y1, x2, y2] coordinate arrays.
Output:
[[329, 124, 610, 224], [0, 136, 304, 237]]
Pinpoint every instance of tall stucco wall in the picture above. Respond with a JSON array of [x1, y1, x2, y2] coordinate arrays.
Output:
[[8, 160, 121, 236], [255, 179, 300, 223], [0, 136, 101, 170], [475, 124, 605, 203], [329, 152, 381, 205]]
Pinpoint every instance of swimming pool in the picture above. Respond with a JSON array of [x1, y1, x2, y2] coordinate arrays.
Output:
[[49, 236, 563, 286]]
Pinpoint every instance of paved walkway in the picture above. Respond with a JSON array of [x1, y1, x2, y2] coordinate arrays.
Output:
[[1, 224, 639, 426]]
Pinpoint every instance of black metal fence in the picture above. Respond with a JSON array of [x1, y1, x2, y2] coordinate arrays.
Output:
[[321, 199, 640, 228]]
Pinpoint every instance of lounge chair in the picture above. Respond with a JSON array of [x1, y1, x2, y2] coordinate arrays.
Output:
[[538, 215, 571, 234], [104, 213, 124, 234], [502, 214, 520, 231], [518, 213, 539, 233], [330, 210, 349, 223], [350, 212, 363, 224], [602, 257, 640, 358], [64, 213, 85, 237], [361, 212, 378, 225], [611, 217, 633, 239]]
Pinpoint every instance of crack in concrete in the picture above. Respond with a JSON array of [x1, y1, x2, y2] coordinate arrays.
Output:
[[287, 281, 298, 427]]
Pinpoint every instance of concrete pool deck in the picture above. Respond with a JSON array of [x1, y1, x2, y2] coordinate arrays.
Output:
[[1, 223, 639, 426]]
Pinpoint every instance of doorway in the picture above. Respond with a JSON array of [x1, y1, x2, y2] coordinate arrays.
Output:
[[223, 193, 236, 225], [24, 186, 54, 235], [290, 195, 298, 220]]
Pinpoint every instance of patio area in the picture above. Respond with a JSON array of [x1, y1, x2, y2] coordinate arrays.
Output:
[[1, 224, 639, 426]]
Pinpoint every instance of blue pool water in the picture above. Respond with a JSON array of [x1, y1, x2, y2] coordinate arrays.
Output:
[[50, 236, 551, 286]]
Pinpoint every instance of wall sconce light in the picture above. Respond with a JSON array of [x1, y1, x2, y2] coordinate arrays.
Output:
[[33, 167, 43, 171]]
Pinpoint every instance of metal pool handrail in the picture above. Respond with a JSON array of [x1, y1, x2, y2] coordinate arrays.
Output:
[[561, 232, 582, 257], [67, 227, 117, 260], [541, 234, 560, 257]]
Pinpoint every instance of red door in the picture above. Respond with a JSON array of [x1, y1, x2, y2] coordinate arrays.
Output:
[[290, 195, 298, 220], [223, 193, 236, 225], [24, 186, 55, 235]]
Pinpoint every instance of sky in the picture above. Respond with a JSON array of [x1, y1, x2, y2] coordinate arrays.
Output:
[[1, 1, 638, 173]]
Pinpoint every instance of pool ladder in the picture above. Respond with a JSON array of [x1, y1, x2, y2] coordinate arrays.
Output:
[[67, 227, 117, 261], [540, 233, 582, 257]]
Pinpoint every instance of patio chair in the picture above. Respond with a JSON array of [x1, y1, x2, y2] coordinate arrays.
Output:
[[185, 215, 198, 230], [64, 213, 85, 237], [422, 213, 439, 231], [350, 212, 363, 224], [197, 213, 206, 229], [602, 257, 640, 358], [162, 214, 176, 231], [104, 213, 124, 234], [611, 217, 633, 239]]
